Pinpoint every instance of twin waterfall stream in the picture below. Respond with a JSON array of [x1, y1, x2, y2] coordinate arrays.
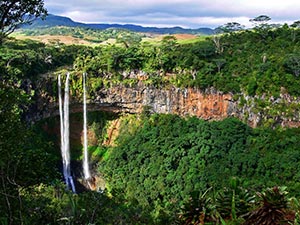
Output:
[[58, 73, 92, 192]]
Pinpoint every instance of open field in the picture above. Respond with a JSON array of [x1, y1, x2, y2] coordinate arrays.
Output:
[[12, 31, 205, 46], [12, 33, 97, 45]]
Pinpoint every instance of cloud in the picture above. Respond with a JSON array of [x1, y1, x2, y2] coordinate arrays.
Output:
[[44, 0, 300, 28]]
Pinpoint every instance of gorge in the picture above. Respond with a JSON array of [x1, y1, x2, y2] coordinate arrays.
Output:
[[22, 71, 300, 195], [3, 22, 300, 224]]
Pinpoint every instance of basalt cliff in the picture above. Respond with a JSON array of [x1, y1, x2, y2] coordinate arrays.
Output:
[[24, 75, 300, 128]]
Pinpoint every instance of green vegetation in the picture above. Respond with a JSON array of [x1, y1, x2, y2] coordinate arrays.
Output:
[[0, 0, 47, 44], [52, 22, 300, 102], [0, 38, 88, 80], [2, 16, 300, 224], [19, 26, 144, 44], [99, 114, 300, 223]]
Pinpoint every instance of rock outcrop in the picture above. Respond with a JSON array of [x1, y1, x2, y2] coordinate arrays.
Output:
[[25, 76, 300, 128], [93, 84, 235, 120]]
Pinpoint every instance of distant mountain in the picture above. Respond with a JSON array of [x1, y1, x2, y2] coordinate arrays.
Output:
[[23, 14, 214, 35], [86, 23, 214, 35], [21, 14, 83, 28]]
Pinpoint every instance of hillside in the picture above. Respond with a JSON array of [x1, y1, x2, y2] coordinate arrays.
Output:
[[21, 14, 214, 35], [16, 25, 145, 45], [16, 21, 204, 45], [3, 23, 300, 224]]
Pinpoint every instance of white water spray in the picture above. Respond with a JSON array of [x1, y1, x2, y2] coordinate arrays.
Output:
[[83, 73, 91, 181], [58, 73, 76, 193]]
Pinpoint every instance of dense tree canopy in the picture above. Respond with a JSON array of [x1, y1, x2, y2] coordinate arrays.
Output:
[[0, 0, 47, 43], [100, 114, 300, 223], [1, 20, 300, 224]]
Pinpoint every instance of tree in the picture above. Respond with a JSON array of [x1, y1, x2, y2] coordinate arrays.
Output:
[[290, 21, 300, 42], [284, 53, 300, 77], [158, 35, 178, 72], [212, 28, 224, 54], [0, 0, 47, 44], [250, 15, 271, 24], [250, 15, 271, 30], [218, 22, 245, 33], [213, 58, 226, 73], [243, 187, 289, 225], [116, 32, 142, 48], [291, 20, 300, 28]]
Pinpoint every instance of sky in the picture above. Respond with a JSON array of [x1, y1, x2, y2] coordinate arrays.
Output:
[[43, 0, 300, 28]]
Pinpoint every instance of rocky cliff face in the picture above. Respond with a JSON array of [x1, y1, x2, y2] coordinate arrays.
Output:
[[93, 84, 235, 120], [26, 77, 300, 128]]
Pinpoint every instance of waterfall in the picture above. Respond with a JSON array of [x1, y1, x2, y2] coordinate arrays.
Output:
[[58, 73, 76, 193], [58, 74, 66, 184], [63, 73, 71, 189], [83, 73, 91, 180]]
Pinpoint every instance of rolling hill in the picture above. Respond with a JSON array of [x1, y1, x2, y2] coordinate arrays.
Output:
[[22, 14, 214, 35]]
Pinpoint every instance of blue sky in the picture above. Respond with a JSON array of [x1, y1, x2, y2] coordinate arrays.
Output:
[[44, 0, 300, 28]]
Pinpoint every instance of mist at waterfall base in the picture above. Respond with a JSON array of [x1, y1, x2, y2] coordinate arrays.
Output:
[[58, 73, 92, 192]]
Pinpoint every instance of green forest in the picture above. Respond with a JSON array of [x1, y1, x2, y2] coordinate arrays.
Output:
[[19, 26, 144, 44], [2, 6, 300, 224]]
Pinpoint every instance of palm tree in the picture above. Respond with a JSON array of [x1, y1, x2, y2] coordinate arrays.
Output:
[[243, 186, 291, 225]]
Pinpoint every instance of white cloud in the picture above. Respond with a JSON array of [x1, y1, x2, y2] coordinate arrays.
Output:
[[44, 0, 300, 28]]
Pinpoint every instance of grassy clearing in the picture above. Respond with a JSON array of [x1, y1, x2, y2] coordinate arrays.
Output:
[[11, 29, 208, 46]]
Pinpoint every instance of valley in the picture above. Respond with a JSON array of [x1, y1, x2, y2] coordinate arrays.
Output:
[[2, 9, 300, 225]]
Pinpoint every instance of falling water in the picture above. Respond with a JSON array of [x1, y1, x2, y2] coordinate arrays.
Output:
[[83, 73, 91, 180], [58, 74, 67, 185], [63, 73, 71, 189], [58, 73, 76, 193]]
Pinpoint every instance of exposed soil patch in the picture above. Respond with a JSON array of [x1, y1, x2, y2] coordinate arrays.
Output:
[[16, 35, 92, 45], [172, 33, 198, 40]]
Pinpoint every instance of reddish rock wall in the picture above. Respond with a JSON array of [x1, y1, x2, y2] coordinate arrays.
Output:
[[93, 85, 236, 121], [28, 78, 300, 128]]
